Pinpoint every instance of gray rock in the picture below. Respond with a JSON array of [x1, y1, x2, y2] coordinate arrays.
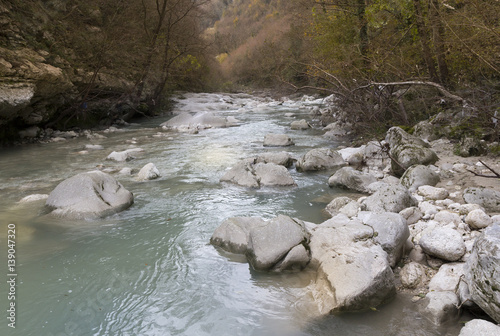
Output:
[[434, 210, 462, 226], [290, 119, 311, 130], [399, 207, 423, 225], [362, 183, 417, 213], [253, 162, 296, 186], [400, 262, 427, 288], [422, 291, 460, 325], [465, 224, 500, 323], [328, 167, 377, 193], [463, 187, 500, 212], [420, 227, 466, 262], [413, 120, 440, 142], [296, 148, 346, 172], [357, 211, 409, 267], [246, 215, 310, 271], [106, 148, 144, 162], [255, 152, 294, 167], [309, 216, 396, 313], [429, 263, 465, 292], [137, 163, 160, 181], [363, 141, 390, 170], [458, 319, 500, 336], [272, 244, 310, 272], [400, 165, 440, 192], [220, 161, 259, 188], [85, 144, 104, 150], [325, 197, 352, 217], [456, 137, 487, 157], [385, 127, 438, 176], [18, 126, 40, 138], [46, 171, 134, 219], [210, 217, 267, 254], [263, 134, 294, 147]]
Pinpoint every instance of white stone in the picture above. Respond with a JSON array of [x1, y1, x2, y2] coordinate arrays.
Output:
[[400, 262, 427, 288], [399, 207, 423, 225], [434, 210, 461, 227], [106, 148, 144, 162], [18, 194, 49, 203], [420, 227, 466, 261], [465, 209, 492, 229], [417, 185, 449, 200], [137, 163, 160, 181], [428, 263, 465, 292], [422, 291, 460, 325], [458, 319, 500, 336]]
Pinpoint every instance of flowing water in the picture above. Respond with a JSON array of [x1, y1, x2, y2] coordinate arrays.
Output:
[[0, 93, 466, 336]]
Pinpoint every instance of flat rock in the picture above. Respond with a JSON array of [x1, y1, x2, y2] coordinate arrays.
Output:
[[210, 217, 267, 254], [463, 187, 500, 212], [263, 134, 294, 147], [106, 148, 144, 162], [417, 185, 449, 200]]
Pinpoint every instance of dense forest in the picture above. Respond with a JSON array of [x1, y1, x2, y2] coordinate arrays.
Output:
[[0, 0, 498, 140]]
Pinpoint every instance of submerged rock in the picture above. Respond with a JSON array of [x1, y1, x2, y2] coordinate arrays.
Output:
[[46, 171, 133, 219], [106, 148, 144, 162]]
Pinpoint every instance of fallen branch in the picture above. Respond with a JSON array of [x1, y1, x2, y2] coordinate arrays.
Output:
[[466, 160, 500, 179], [355, 81, 465, 103]]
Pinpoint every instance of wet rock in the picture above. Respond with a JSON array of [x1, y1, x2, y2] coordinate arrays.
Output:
[[46, 171, 134, 219], [362, 183, 417, 213], [253, 162, 296, 186], [272, 244, 310, 272], [458, 319, 500, 336], [290, 119, 311, 130], [106, 148, 144, 162], [420, 227, 466, 262], [119, 167, 133, 175], [325, 197, 352, 217], [263, 133, 294, 147], [338, 146, 365, 167], [137, 163, 160, 181], [465, 209, 492, 229], [296, 148, 346, 172], [328, 167, 377, 193], [160, 111, 232, 131], [421, 291, 460, 325], [85, 144, 104, 150], [400, 165, 440, 192], [465, 224, 500, 323], [254, 152, 294, 167], [18, 126, 40, 139], [357, 211, 409, 267], [220, 161, 260, 188], [309, 215, 396, 313], [18, 194, 49, 203], [210, 217, 267, 254], [463, 187, 500, 212], [246, 215, 310, 271]]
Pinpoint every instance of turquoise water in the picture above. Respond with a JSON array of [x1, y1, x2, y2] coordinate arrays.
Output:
[[0, 93, 463, 335]]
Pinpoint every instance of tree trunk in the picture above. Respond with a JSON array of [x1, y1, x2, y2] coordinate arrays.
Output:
[[412, 0, 438, 82], [357, 0, 369, 66], [429, 0, 449, 84]]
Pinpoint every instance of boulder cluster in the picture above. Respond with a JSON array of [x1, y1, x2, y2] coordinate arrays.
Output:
[[212, 125, 500, 331]]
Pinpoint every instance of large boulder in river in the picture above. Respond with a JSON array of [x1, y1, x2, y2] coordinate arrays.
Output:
[[464, 224, 500, 323], [254, 151, 294, 167], [463, 187, 500, 212], [385, 127, 438, 176], [210, 217, 267, 254], [290, 119, 311, 130], [137, 163, 160, 181], [46, 171, 134, 219], [246, 215, 310, 272], [361, 183, 417, 213], [263, 133, 295, 147], [309, 215, 396, 313], [220, 160, 296, 188], [328, 167, 377, 193], [296, 148, 346, 172]]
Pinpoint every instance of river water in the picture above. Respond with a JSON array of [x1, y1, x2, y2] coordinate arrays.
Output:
[[0, 93, 465, 335]]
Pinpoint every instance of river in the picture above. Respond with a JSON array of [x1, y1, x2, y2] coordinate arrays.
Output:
[[0, 92, 466, 335]]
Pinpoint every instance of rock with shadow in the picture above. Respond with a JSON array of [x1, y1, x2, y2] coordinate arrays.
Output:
[[45, 171, 134, 219]]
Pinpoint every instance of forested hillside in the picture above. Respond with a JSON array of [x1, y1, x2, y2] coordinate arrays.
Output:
[[207, 0, 499, 138]]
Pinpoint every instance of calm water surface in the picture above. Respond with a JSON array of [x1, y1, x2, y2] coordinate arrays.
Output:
[[0, 93, 465, 335]]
